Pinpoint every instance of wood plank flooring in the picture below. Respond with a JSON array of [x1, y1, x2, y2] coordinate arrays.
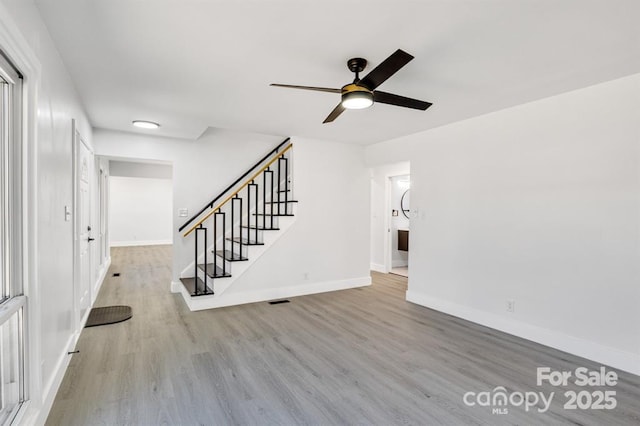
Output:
[[46, 245, 640, 425]]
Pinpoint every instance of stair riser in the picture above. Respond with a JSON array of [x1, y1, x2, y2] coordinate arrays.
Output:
[[197, 264, 232, 279], [213, 254, 248, 262], [179, 277, 214, 296], [227, 239, 263, 246], [260, 206, 295, 215], [182, 214, 296, 301], [180, 204, 298, 297]]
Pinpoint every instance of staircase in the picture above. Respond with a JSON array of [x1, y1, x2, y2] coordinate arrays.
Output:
[[177, 138, 297, 303]]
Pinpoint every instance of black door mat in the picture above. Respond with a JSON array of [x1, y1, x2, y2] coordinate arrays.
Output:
[[85, 305, 132, 327]]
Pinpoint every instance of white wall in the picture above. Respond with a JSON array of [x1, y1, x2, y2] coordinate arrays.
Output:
[[109, 160, 172, 179], [0, 0, 98, 423], [109, 176, 173, 246], [366, 74, 640, 375], [94, 129, 371, 297], [223, 136, 371, 297], [369, 162, 410, 272], [94, 128, 283, 283]]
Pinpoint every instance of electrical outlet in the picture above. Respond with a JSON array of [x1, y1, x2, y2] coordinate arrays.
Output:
[[507, 299, 515, 313]]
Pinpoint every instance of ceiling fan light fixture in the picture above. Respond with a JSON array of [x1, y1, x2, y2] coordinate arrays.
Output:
[[271, 49, 431, 123], [341, 90, 374, 110], [132, 120, 160, 129]]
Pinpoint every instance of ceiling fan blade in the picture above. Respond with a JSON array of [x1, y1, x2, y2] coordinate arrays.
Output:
[[356, 49, 414, 91], [374, 91, 432, 110], [323, 103, 346, 123], [270, 84, 341, 94]]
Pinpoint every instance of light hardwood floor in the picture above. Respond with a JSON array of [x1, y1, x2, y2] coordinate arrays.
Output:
[[46, 245, 640, 425]]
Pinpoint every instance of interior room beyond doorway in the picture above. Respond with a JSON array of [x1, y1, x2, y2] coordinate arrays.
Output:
[[108, 160, 173, 247]]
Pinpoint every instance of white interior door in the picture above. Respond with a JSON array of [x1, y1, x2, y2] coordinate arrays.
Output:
[[76, 132, 92, 322]]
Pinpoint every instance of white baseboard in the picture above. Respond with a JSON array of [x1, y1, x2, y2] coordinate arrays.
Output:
[[170, 280, 182, 293], [179, 211, 297, 294], [370, 263, 386, 273], [92, 257, 111, 304], [110, 239, 172, 247], [406, 290, 640, 377], [391, 260, 408, 268], [35, 334, 76, 425], [33, 255, 113, 425], [184, 276, 371, 311]]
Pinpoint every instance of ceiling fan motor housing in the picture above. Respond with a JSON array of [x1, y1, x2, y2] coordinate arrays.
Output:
[[347, 57, 368, 74]]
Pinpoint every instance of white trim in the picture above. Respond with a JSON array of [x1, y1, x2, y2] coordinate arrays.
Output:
[[384, 175, 391, 273], [34, 334, 75, 426], [92, 257, 111, 304], [170, 280, 182, 293], [34, 252, 110, 425], [406, 290, 640, 376], [0, 5, 42, 423], [179, 207, 298, 297], [179, 276, 371, 311], [110, 240, 172, 247], [0, 295, 25, 324], [383, 169, 410, 274], [370, 262, 386, 273]]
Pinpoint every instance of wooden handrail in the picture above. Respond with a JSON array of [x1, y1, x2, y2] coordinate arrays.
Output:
[[183, 143, 293, 237], [178, 137, 290, 232]]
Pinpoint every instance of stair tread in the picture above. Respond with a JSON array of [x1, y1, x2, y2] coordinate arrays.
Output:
[[179, 277, 214, 296], [264, 200, 298, 204], [226, 237, 264, 245], [197, 263, 232, 278], [214, 250, 248, 261], [241, 225, 280, 230], [253, 213, 295, 217]]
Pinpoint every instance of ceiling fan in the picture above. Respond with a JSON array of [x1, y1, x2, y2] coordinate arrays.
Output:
[[271, 49, 432, 123]]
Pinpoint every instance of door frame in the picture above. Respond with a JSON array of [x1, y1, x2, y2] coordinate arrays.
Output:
[[71, 119, 93, 332], [94, 162, 109, 301], [384, 172, 410, 274], [98, 167, 105, 268]]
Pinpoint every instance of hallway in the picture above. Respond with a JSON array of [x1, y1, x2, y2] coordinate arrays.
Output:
[[46, 246, 640, 425]]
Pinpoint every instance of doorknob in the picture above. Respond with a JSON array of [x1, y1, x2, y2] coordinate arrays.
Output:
[[88, 237, 95, 242]]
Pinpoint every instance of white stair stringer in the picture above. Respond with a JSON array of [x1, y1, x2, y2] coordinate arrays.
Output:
[[177, 207, 297, 311]]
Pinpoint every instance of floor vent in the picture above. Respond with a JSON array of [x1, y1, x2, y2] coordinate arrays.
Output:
[[269, 300, 290, 305], [113, 273, 121, 277]]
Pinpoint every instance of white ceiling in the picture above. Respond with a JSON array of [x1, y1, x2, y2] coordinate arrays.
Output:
[[35, 0, 640, 144]]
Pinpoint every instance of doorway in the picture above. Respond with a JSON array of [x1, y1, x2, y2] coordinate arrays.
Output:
[[389, 175, 409, 277], [107, 159, 173, 247]]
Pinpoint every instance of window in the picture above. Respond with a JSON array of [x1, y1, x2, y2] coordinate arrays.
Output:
[[0, 51, 25, 425]]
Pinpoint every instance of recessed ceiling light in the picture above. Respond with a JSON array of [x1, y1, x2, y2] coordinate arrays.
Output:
[[132, 120, 160, 129]]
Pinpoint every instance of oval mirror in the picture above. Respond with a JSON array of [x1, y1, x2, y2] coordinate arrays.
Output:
[[401, 189, 410, 219]]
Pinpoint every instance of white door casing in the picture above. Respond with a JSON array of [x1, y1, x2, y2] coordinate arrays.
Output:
[[99, 168, 105, 266]]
